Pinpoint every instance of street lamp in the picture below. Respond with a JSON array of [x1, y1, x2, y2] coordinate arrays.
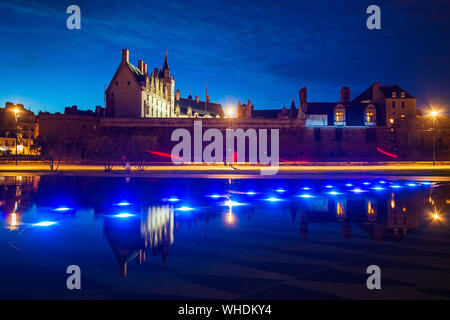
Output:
[[429, 109, 439, 166], [11, 108, 21, 165], [225, 107, 235, 166]]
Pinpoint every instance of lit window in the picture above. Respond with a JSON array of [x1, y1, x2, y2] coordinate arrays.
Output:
[[401, 92, 405, 98], [336, 112, 343, 122], [366, 112, 374, 122], [389, 118, 394, 124], [392, 92, 397, 98]]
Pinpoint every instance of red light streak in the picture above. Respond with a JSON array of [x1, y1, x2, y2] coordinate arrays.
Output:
[[376, 147, 398, 158]]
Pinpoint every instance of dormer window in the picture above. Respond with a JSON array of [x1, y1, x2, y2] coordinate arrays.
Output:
[[392, 92, 397, 98], [365, 104, 376, 126], [401, 92, 405, 98], [334, 105, 346, 126]]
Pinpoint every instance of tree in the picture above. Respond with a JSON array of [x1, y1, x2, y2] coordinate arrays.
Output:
[[87, 136, 120, 172], [38, 134, 65, 172], [126, 135, 159, 171]]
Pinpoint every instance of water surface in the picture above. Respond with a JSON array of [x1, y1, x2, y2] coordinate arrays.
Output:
[[0, 175, 449, 299]]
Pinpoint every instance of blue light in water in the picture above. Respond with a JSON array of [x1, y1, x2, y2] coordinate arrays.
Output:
[[33, 221, 57, 227], [372, 186, 385, 191], [345, 183, 353, 187], [350, 188, 367, 193], [391, 185, 402, 189], [176, 206, 194, 212], [114, 213, 135, 218], [115, 201, 131, 207], [246, 191, 257, 196], [53, 207, 73, 212], [379, 180, 387, 184], [363, 182, 371, 185], [302, 187, 311, 190], [298, 194, 314, 198], [223, 199, 245, 207], [327, 191, 342, 195], [167, 197, 180, 202], [208, 194, 222, 199], [407, 183, 418, 187], [265, 197, 282, 202], [276, 188, 286, 193], [421, 182, 432, 186], [325, 185, 334, 189]]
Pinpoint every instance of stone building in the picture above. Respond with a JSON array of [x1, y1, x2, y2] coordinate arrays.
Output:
[[0, 102, 38, 155], [105, 49, 175, 118], [174, 89, 224, 118]]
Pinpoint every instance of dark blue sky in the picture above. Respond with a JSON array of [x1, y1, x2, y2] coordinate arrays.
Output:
[[0, 0, 448, 114]]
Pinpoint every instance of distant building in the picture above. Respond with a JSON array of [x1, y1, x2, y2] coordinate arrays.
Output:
[[0, 102, 38, 155], [174, 89, 224, 118], [238, 83, 417, 128]]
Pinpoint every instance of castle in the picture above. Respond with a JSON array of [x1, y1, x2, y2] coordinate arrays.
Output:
[[105, 49, 223, 118]]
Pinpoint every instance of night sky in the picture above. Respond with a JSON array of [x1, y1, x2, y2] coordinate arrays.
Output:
[[0, 0, 448, 115]]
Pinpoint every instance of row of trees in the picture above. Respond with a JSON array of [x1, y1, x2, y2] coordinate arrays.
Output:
[[38, 135, 158, 172]]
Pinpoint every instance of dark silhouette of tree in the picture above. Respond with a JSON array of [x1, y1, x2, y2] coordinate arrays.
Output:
[[126, 135, 159, 171], [87, 136, 120, 172]]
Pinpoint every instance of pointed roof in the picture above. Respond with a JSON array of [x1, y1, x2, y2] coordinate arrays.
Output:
[[163, 50, 169, 71], [289, 100, 297, 119]]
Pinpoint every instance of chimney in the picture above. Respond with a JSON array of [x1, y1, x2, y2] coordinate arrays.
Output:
[[372, 82, 381, 102], [175, 89, 180, 100], [121, 49, 129, 63], [138, 60, 144, 73], [154, 68, 159, 77], [298, 87, 307, 120], [195, 96, 199, 103], [143, 63, 147, 75], [206, 95, 209, 103], [340, 87, 350, 105]]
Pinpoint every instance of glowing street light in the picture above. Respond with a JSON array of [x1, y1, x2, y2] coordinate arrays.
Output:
[[10, 107, 21, 165], [226, 107, 234, 118], [429, 109, 439, 166]]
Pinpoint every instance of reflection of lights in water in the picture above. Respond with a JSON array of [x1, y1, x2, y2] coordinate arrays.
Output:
[[53, 207, 73, 212], [276, 188, 286, 193], [350, 188, 366, 193], [10, 213, 18, 230], [367, 201, 375, 215], [167, 197, 180, 202], [372, 186, 384, 191], [327, 191, 342, 195], [379, 181, 386, 184], [363, 182, 370, 185], [407, 183, 418, 187], [114, 213, 135, 218], [246, 191, 257, 195], [298, 194, 314, 198], [208, 194, 222, 199], [336, 202, 344, 215], [265, 197, 282, 202], [421, 182, 432, 186], [223, 199, 244, 207], [391, 199, 396, 209], [325, 185, 333, 189], [142, 206, 174, 247], [345, 183, 353, 187], [391, 185, 402, 189], [33, 221, 57, 227], [226, 210, 234, 224], [176, 206, 194, 212], [302, 187, 311, 190], [115, 202, 131, 207]]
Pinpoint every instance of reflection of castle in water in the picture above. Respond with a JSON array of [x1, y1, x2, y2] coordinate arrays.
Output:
[[103, 205, 174, 277], [291, 193, 421, 242]]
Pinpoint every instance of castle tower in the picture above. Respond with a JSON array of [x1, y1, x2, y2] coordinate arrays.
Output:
[[340, 86, 350, 106], [297, 87, 307, 120]]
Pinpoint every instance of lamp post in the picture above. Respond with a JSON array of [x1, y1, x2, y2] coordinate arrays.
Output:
[[226, 107, 234, 167], [12, 108, 20, 165], [430, 110, 438, 166]]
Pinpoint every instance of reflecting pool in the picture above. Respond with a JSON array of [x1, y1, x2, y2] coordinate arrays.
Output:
[[0, 175, 449, 299]]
